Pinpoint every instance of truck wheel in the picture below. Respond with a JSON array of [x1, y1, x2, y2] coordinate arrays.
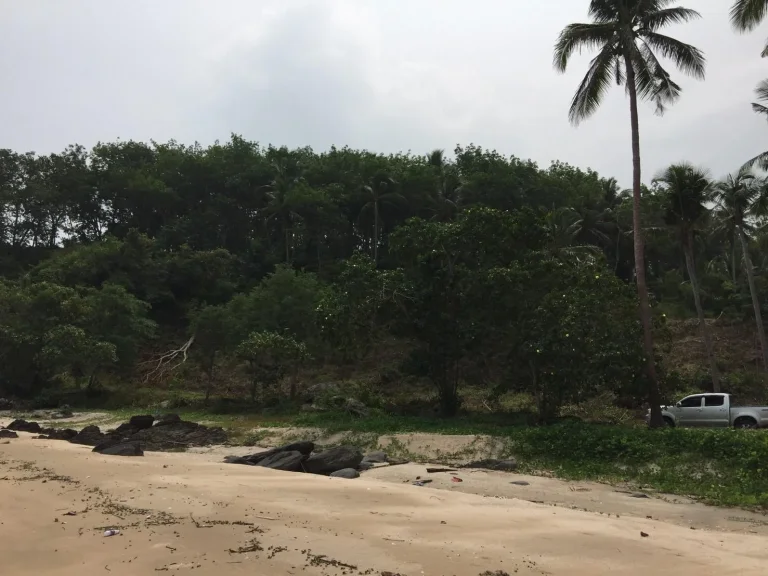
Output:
[[662, 417, 675, 428], [734, 417, 758, 429]]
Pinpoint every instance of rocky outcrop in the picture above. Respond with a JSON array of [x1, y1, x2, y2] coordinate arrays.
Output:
[[5, 419, 42, 433], [303, 446, 363, 475], [39, 427, 78, 441], [70, 425, 107, 446], [0, 429, 18, 439], [256, 450, 307, 472], [93, 441, 144, 457], [130, 420, 226, 451]]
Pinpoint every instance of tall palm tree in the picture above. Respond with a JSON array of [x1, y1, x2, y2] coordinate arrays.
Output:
[[654, 164, 721, 391], [426, 149, 464, 222], [741, 80, 768, 169], [359, 171, 404, 264], [714, 170, 768, 370], [730, 0, 768, 56], [262, 159, 304, 263], [554, 1, 706, 427]]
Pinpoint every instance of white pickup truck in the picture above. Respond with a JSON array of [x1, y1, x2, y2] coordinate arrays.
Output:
[[650, 393, 768, 429]]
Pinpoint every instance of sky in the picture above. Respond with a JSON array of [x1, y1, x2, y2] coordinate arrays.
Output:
[[0, 0, 766, 187]]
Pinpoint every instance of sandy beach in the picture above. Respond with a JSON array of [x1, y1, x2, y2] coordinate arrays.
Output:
[[1, 433, 767, 576]]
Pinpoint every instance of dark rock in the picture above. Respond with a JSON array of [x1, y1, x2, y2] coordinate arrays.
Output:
[[128, 415, 155, 430], [154, 413, 181, 426], [232, 441, 316, 466], [330, 468, 360, 479], [462, 458, 517, 472], [223, 455, 253, 465], [279, 441, 315, 455], [345, 398, 369, 417], [130, 420, 227, 451], [362, 451, 388, 464], [256, 450, 307, 472], [42, 428, 78, 441], [70, 425, 106, 446], [0, 429, 18, 438], [5, 419, 42, 433], [510, 480, 530, 486], [94, 441, 144, 457], [304, 446, 363, 475], [358, 461, 374, 471]]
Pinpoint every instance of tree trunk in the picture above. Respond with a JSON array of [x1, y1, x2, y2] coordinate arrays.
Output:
[[738, 227, 768, 370], [373, 199, 379, 264], [624, 57, 664, 428], [285, 227, 290, 263], [732, 234, 738, 284], [683, 232, 721, 391]]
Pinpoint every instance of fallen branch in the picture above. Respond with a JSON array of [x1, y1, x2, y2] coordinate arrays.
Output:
[[142, 335, 195, 383]]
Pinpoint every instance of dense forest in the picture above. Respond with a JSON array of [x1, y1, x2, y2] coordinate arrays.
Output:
[[2, 0, 768, 423]]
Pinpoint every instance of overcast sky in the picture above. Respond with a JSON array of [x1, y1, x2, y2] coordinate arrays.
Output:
[[1, 0, 765, 187]]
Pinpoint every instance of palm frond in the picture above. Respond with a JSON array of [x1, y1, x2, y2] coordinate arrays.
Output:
[[730, 0, 768, 32], [567, 45, 619, 124], [553, 23, 617, 73], [640, 7, 702, 31], [639, 31, 706, 79]]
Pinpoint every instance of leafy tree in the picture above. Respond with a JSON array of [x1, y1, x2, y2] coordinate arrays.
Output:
[[236, 331, 309, 402], [553, 0, 705, 427], [189, 304, 233, 402], [39, 325, 118, 390], [653, 164, 721, 391], [714, 170, 768, 370]]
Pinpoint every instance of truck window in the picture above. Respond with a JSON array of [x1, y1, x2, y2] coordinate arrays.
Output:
[[704, 395, 724, 407], [679, 396, 703, 408]]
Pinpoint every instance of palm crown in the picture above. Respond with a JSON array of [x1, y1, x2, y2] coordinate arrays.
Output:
[[554, 0, 705, 123], [730, 0, 768, 55]]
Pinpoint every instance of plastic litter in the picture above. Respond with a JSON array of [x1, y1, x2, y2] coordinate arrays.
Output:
[[103, 529, 120, 537]]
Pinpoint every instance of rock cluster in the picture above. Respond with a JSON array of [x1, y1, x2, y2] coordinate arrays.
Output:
[[1, 414, 227, 457], [224, 442, 390, 479]]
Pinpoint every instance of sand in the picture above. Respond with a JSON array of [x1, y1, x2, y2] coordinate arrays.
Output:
[[1, 434, 768, 575]]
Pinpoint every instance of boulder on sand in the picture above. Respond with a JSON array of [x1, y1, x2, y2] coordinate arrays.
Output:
[[94, 441, 144, 457], [304, 446, 363, 475], [0, 429, 18, 439], [130, 420, 227, 451], [69, 425, 106, 446], [256, 450, 307, 472], [362, 451, 388, 464], [5, 419, 42, 433], [225, 441, 316, 466], [330, 468, 360, 479], [39, 428, 78, 441], [113, 414, 155, 435]]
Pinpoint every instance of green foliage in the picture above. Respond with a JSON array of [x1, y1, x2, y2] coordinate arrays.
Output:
[[236, 331, 310, 402]]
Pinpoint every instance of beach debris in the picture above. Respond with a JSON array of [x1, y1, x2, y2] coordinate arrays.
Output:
[[103, 529, 120, 537]]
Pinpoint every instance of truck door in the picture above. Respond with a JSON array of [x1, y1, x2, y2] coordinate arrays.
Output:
[[675, 395, 704, 426], [701, 394, 730, 427]]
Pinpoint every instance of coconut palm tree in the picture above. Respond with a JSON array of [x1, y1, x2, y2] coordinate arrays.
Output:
[[554, 0, 706, 426], [654, 164, 721, 391], [714, 169, 768, 370], [359, 171, 404, 264], [262, 159, 304, 263], [426, 149, 464, 222], [730, 0, 768, 56]]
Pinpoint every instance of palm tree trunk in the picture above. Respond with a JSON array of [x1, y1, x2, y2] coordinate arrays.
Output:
[[731, 235, 738, 284], [285, 227, 290, 263], [373, 199, 379, 264], [625, 58, 664, 428], [683, 232, 721, 391], [738, 227, 768, 370]]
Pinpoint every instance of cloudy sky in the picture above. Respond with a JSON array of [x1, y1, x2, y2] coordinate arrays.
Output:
[[1, 0, 765, 186]]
